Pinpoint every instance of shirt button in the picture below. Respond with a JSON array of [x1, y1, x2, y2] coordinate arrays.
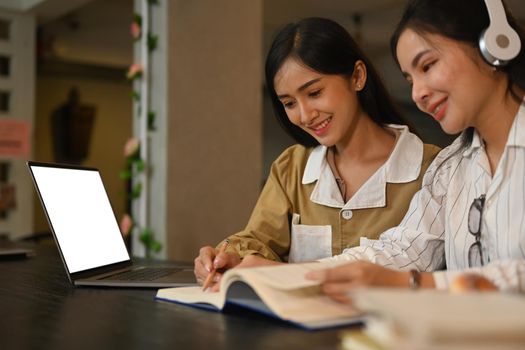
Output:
[[341, 209, 353, 220]]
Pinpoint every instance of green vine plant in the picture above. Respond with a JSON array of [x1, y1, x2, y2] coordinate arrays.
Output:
[[119, 0, 161, 257]]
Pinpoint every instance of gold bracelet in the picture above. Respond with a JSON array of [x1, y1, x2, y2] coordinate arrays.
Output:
[[409, 269, 421, 290]]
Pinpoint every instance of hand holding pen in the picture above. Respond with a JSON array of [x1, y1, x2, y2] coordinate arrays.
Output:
[[194, 239, 242, 291], [201, 239, 230, 291]]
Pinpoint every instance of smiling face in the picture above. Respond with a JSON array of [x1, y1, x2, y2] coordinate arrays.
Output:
[[396, 28, 501, 135], [274, 57, 364, 148]]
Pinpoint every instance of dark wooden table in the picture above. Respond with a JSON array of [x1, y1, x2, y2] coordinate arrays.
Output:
[[0, 244, 356, 349]]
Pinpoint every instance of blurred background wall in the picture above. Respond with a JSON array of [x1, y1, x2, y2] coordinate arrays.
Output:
[[0, 0, 524, 261]]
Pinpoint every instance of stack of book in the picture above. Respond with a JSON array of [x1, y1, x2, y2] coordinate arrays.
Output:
[[342, 289, 525, 350]]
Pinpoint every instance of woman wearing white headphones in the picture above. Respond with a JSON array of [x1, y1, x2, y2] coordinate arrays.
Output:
[[308, 0, 525, 299]]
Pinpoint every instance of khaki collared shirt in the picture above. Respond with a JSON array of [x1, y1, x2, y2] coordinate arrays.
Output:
[[224, 125, 441, 262]]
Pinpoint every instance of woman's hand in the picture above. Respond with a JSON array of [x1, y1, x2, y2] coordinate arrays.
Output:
[[306, 261, 412, 303], [193, 246, 241, 291], [450, 273, 498, 292], [236, 255, 283, 268]]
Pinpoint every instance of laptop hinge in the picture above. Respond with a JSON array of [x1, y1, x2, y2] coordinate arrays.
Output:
[[70, 260, 133, 282]]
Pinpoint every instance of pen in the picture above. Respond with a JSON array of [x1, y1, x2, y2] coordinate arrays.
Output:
[[202, 239, 229, 291]]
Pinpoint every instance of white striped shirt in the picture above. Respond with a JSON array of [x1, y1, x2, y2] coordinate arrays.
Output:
[[323, 102, 525, 292]]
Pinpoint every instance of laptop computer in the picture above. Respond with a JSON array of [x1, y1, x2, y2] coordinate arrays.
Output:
[[27, 161, 197, 288]]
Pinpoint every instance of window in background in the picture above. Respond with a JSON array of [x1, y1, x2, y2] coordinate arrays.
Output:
[[0, 90, 10, 112], [0, 19, 10, 40], [0, 55, 10, 77]]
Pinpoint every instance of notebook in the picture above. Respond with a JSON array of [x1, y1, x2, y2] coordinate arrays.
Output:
[[27, 161, 197, 288]]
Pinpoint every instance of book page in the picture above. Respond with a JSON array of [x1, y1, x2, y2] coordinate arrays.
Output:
[[240, 279, 362, 325], [156, 286, 225, 309], [155, 268, 252, 308], [229, 260, 345, 290]]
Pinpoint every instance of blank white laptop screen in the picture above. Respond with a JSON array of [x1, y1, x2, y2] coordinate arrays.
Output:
[[30, 165, 130, 273]]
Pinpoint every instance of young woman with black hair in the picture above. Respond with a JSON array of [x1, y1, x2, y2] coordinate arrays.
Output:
[[309, 0, 525, 299], [193, 17, 440, 290]]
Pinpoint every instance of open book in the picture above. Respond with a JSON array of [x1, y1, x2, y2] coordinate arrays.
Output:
[[155, 262, 363, 330]]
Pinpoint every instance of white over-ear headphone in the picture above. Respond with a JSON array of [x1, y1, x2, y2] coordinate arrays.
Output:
[[479, 0, 521, 66]]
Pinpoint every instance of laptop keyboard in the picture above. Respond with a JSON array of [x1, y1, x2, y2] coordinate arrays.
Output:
[[103, 267, 183, 281]]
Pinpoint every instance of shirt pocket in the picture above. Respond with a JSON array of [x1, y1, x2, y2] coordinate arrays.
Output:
[[289, 213, 332, 263]]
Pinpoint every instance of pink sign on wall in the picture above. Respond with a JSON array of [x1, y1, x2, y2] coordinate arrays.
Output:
[[0, 119, 30, 158]]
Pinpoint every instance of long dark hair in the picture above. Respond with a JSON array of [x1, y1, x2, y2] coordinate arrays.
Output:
[[265, 17, 409, 147], [390, 0, 525, 148]]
